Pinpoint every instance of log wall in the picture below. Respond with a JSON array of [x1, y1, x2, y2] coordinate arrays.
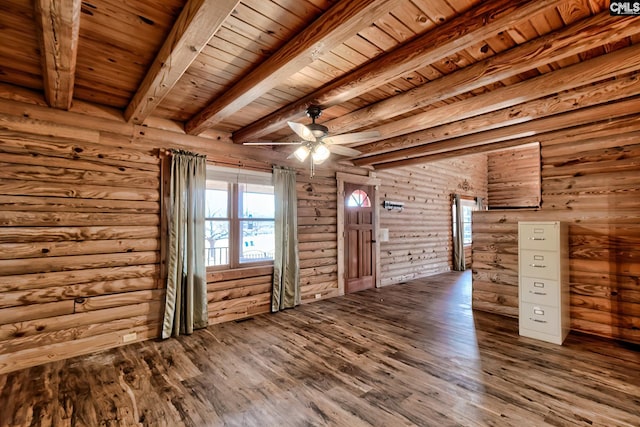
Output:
[[473, 131, 640, 344], [487, 143, 541, 208], [376, 154, 488, 286], [206, 266, 273, 324], [0, 128, 163, 374], [205, 170, 344, 325], [297, 172, 342, 302], [0, 96, 358, 373]]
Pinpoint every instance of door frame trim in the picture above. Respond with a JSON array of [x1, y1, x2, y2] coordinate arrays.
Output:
[[337, 172, 381, 295]]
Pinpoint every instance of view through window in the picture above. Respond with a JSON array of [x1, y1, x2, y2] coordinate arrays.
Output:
[[453, 198, 477, 246], [461, 200, 475, 246], [205, 168, 275, 268]]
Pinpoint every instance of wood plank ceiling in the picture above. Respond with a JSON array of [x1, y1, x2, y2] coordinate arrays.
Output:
[[0, 0, 639, 169]]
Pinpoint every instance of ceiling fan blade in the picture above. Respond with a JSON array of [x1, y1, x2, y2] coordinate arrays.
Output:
[[329, 145, 361, 157], [322, 130, 380, 145], [288, 121, 316, 142], [243, 141, 302, 145]]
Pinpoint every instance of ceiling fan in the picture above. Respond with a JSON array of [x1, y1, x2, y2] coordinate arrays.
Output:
[[244, 105, 379, 177]]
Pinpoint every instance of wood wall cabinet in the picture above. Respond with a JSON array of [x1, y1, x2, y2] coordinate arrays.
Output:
[[518, 221, 569, 345]]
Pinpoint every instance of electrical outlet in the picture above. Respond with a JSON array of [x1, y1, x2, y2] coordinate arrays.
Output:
[[315, 293, 322, 299], [122, 332, 137, 343]]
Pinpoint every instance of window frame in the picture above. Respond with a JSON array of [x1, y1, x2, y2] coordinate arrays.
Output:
[[205, 167, 275, 271], [452, 197, 478, 247], [461, 200, 475, 247]]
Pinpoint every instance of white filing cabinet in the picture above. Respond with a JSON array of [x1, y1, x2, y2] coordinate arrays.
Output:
[[518, 221, 569, 344]]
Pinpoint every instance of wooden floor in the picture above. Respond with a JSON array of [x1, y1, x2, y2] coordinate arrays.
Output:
[[1, 271, 639, 427]]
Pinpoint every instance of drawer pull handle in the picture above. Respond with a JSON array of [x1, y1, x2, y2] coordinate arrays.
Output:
[[530, 318, 548, 324], [533, 282, 545, 288], [531, 291, 547, 296], [528, 237, 546, 241], [529, 264, 546, 268]]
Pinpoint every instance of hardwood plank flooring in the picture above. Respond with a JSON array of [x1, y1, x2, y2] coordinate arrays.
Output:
[[1, 271, 639, 426]]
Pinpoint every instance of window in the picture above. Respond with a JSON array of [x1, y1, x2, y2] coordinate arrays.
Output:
[[205, 166, 275, 269], [347, 189, 371, 207], [461, 202, 474, 246], [453, 198, 477, 246], [205, 180, 230, 265]]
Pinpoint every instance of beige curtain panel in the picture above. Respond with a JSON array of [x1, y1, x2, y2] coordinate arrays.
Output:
[[272, 166, 300, 312], [162, 150, 208, 339]]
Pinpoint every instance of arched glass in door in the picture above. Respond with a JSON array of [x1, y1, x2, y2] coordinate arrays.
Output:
[[343, 183, 375, 294], [347, 189, 371, 207]]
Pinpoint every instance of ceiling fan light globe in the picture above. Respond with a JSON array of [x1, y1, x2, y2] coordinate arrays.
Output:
[[312, 144, 330, 164], [293, 146, 310, 162]]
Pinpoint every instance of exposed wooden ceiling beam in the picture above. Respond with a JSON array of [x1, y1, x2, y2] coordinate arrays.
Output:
[[372, 97, 640, 169], [539, 121, 640, 150], [0, 82, 233, 144], [373, 119, 640, 167], [322, 13, 640, 136], [358, 42, 640, 148], [232, 0, 562, 143], [124, 0, 239, 124], [34, 0, 81, 110], [353, 73, 640, 165], [184, 0, 405, 135]]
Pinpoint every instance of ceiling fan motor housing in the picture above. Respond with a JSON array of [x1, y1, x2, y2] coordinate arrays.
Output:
[[306, 105, 328, 138], [308, 123, 328, 138]]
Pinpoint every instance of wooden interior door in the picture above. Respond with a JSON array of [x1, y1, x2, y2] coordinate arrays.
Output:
[[344, 183, 375, 293]]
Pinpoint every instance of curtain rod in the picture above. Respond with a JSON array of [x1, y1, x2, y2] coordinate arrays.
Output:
[[159, 149, 273, 173], [208, 159, 273, 174]]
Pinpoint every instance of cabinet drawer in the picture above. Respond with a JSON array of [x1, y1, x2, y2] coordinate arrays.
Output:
[[521, 277, 558, 306], [519, 223, 558, 251], [520, 250, 558, 280], [520, 302, 559, 336]]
